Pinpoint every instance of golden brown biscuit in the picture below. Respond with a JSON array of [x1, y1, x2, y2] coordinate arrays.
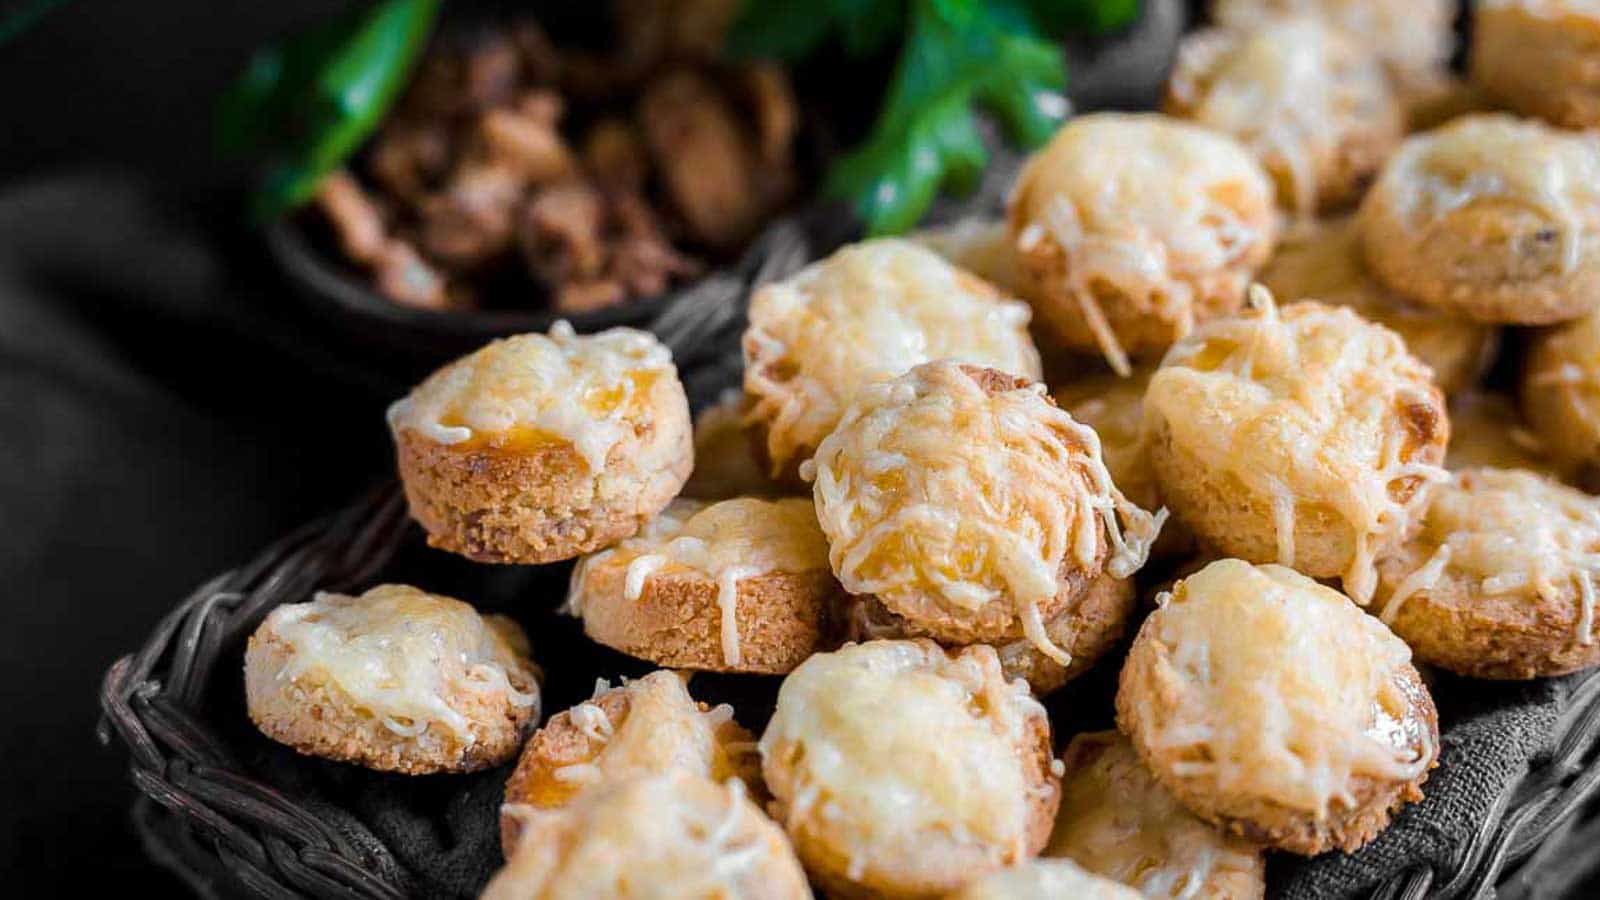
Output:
[[1143, 292, 1449, 603], [486, 773, 810, 900], [1358, 114, 1600, 325], [1046, 731, 1266, 900], [840, 571, 1136, 696], [244, 584, 540, 775], [1524, 308, 1600, 475], [1258, 215, 1498, 394], [809, 360, 1163, 663], [1008, 113, 1277, 374], [742, 238, 1042, 481], [388, 322, 692, 563], [1474, 1, 1600, 129], [949, 858, 1142, 900], [682, 389, 784, 500], [1445, 391, 1561, 476], [760, 640, 1059, 899], [1165, 18, 1402, 215], [501, 670, 761, 852], [567, 497, 841, 673], [1211, 0, 1455, 96], [1373, 467, 1600, 678], [1117, 559, 1439, 855]]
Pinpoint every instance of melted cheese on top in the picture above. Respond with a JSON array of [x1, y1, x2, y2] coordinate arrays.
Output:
[[1009, 113, 1274, 374], [1145, 291, 1447, 603], [387, 321, 676, 471], [742, 238, 1041, 476], [910, 220, 1033, 297], [487, 774, 803, 900], [1213, 0, 1454, 85], [951, 859, 1143, 900], [1374, 114, 1600, 275], [760, 641, 1047, 877], [568, 498, 829, 665], [1259, 216, 1492, 389], [1147, 560, 1430, 816], [809, 361, 1162, 663], [1047, 732, 1262, 899], [266, 584, 538, 742], [1377, 468, 1600, 644], [1169, 18, 1393, 216], [531, 671, 751, 800]]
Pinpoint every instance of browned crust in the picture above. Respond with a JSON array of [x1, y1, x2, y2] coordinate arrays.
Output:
[[1375, 552, 1600, 679], [1144, 366, 1447, 580], [393, 391, 691, 564], [1115, 613, 1440, 856], [244, 629, 538, 776], [499, 681, 761, 854], [1162, 27, 1403, 214], [1473, 4, 1600, 130], [763, 647, 1060, 898], [1360, 190, 1600, 325], [575, 562, 844, 674], [1523, 322, 1600, 473], [842, 572, 1136, 696]]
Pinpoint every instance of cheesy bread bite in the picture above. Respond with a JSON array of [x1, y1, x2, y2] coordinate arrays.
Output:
[[486, 773, 810, 900], [1474, 0, 1600, 130], [389, 322, 691, 563], [1007, 113, 1277, 374], [1211, 0, 1455, 96], [567, 498, 841, 673], [1165, 18, 1402, 216], [1358, 114, 1600, 325], [1446, 391, 1560, 476], [1258, 216, 1498, 395], [244, 585, 540, 775], [741, 238, 1041, 481], [1047, 731, 1266, 900], [501, 670, 760, 853], [759, 640, 1059, 898], [809, 361, 1162, 663], [948, 858, 1142, 900], [1143, 292, 1449, 604], [1117, 560, 1438, 855], [841, 571, 1136, 696], [1373, 467, 1600, 679], [682, 389, 782, 500], [1524, 308, 1600, 475], [909, 219, 1032, 298]]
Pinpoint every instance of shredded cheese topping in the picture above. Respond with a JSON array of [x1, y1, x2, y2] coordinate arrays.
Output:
[[809, 361, 1162, 659], [266, 584, 538, 744], [1145, 289, 1447, 603], [1372, 114, 1600, 277], [1377, 467, 1600, 645], [386, 321, 677, 472], [1168, 18, 1394, 217], [1009, 113, 1275, 374], [760, 641, 1049, 877], [1145, 560, 1432, 817], [1053, 367, 1160, 513], [566, 498, 829, 666], [1212, 0, 1454, 88], [1046, 731, 1262, 899], [909, 219, 1033, 297], [951, 858, 1143, 900], [742, 238, 1041, 476]]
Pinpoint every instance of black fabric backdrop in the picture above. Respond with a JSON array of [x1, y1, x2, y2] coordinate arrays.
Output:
[[4, 0, 1597, 897]]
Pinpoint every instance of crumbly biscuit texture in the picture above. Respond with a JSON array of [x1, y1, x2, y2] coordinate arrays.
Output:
[[245, 584, 539, 774], [1047, 731, 1265, 900], [760, 640, 1057, 897], [486, 773, 810, 900], [742, 238, 1041, 478], [1009, 113, 1276, 373], [1144, 292, 1448, 603], [1166, 18, 1400, 215], [1118, 560, 1436, 852], [810, 361, 1162, 656], [568, 497, 833, 668]]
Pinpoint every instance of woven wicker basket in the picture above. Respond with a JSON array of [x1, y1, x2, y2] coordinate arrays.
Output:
[[99, 195, 1600, 898]]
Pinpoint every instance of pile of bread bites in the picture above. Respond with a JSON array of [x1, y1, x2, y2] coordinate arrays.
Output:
[[238, 2, 1600, 897]]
